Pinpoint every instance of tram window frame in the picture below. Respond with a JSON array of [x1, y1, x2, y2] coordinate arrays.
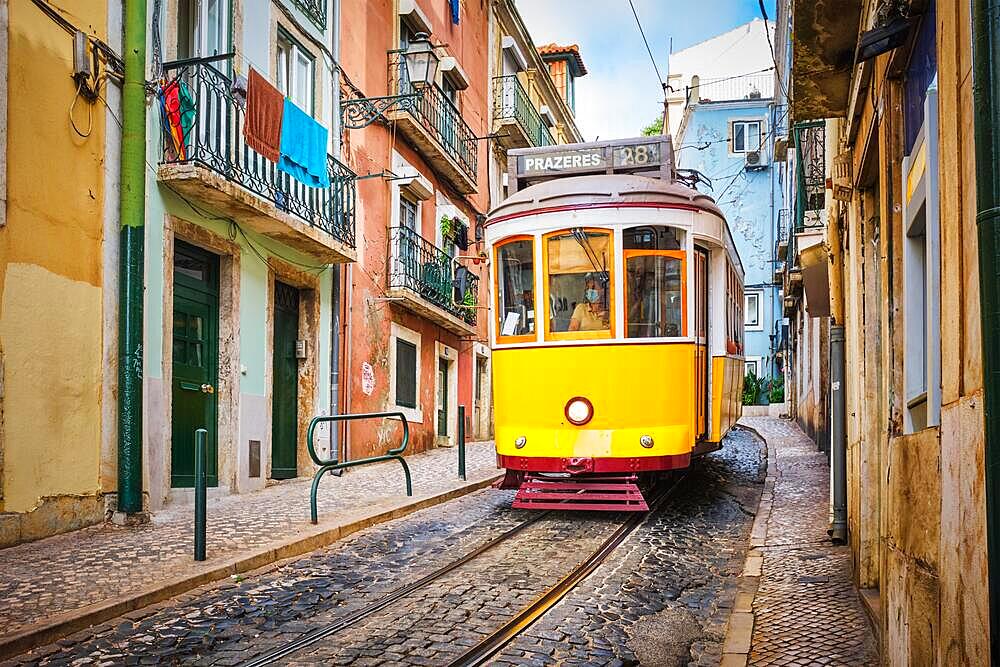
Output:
[[542, 228, 615, 342], [623, 249, 687, 339], [494, 235, 537, 344]]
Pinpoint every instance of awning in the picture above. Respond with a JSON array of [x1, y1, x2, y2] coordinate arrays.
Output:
[[791, 0, 864, 120]]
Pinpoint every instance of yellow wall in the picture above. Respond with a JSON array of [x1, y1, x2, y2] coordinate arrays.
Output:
[[1, 0, 108, 515]]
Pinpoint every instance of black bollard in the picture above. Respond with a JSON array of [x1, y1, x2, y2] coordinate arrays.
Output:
[[194, 428, 207, 561], [458, 405, 466, 481]]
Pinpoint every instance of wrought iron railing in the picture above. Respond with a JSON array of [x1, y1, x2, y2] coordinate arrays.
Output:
[[388, 53, 478, 181], [794, 121, 826, 233], [388, 226, 479, 325], [289, 0, 327, 29], [492, 75, 554, 147], [686, 72, 774, 105], [159, 59, 356, 248]]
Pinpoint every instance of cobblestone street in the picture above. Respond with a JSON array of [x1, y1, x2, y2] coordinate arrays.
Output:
[[0, 441, 498, 644], [4, 430, 765, 666]]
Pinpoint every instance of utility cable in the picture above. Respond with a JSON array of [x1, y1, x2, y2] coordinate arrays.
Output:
[[758, 0, 791, 102], [626, 0, 669, 94]]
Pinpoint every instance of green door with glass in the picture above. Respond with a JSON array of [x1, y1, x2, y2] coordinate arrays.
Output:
[[437, 357, 449, 437], [271, 281, 299, 479], [171, 241, 219, 488]]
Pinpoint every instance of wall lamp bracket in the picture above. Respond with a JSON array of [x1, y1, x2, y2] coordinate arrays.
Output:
[[340, 92, 422, 130]]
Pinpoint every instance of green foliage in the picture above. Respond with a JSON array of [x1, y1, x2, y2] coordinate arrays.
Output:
[[439, 215, 453, 241], [641, 115, 664, 136], [768, 375, 785, 403], [743, 371, 763, 405], [462, 288, 475, 307]]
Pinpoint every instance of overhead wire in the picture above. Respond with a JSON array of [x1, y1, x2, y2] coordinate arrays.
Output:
[[626, 0, 668, 92], [758, 0, 791, 102]]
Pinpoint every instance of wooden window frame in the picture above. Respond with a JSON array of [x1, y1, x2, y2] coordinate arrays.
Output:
[[542, 228, 616, 342], [622, 249, 687, 338]]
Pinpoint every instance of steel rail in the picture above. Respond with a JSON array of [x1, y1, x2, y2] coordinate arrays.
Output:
[[446, 474, 685, 667], [240, 512, 549, 667]]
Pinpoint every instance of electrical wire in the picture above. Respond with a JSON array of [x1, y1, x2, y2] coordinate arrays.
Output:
[[626, 0, 668, 93], [758, 0, 791, 102]]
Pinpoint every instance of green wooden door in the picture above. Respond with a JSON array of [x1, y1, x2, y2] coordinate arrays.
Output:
[[171, 241, 219, 488], [271, 281, 299, 479]]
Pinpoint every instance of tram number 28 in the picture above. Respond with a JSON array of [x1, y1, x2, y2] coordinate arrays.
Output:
[[614, 144, 660, 167]]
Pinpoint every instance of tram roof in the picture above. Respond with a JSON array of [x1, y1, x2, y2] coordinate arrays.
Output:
[[487, 173, 725, 224]]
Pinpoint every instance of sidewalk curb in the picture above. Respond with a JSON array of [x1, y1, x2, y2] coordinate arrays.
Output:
[[721, 422, 776, 667], [0, 472, 502, 661]]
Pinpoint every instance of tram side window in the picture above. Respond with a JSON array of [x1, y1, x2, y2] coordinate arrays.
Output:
[[546, 230, 612, 336], [626, 253, 685, 338], [496, 239, 535, 339]]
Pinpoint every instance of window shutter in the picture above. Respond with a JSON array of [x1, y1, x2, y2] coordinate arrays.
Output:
[[395, 339, 417, 408]]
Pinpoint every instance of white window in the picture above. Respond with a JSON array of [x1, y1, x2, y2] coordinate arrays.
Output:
[[177, 0, 229, 60], [745, 356, 761, 378], [276, 31, 314, 113], [902, 81, 940, 433], [732, 120, 762, 154], [389, 322, 423, 424], [744, 291, 763, 331]]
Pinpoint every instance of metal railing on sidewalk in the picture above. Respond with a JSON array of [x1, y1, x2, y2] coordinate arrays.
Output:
[[306, 412, 412, 524]]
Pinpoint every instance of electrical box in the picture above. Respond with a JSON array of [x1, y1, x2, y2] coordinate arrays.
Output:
[[295, 340, 308, 359], [73, 31, 91, 82]]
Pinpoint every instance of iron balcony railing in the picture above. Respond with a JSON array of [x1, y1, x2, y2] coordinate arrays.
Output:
[[686, 71, 774, 105], [492, 75, 554, 147], [388, 226, 479, 326], [388, 53, 478, 181], [794, 121, 826, 233], [289, 0, 327, 29], [159, 59, 356, 248]]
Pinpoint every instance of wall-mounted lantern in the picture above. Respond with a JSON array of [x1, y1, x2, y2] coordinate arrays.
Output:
[[341, 32, 440, 130]]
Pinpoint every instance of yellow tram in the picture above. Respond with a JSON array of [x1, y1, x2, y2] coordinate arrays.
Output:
[[486, 137, 744, 510]]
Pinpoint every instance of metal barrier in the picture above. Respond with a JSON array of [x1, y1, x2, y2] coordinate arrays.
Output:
[[306, 411, 412, 524]]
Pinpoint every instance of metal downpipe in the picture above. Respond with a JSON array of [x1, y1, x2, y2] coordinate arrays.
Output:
[[829, 325, 847, 543], [116, 0, 147, 515], [973, 0, 1000, 657]]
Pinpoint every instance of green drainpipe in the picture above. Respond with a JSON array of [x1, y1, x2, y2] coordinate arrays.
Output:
[[972, 0, 1000, 657], [117, 0, 148, 515]]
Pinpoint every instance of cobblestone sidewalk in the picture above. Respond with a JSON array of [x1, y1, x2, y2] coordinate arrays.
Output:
[[736, 417, 878, 666], [0, 441, 497, 643]]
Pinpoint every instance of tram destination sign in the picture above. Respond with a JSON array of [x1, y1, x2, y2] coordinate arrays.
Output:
[[516, 141, 663, 177]]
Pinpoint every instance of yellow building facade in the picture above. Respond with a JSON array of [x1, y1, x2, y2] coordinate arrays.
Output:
[[0, 0, 119, 545]]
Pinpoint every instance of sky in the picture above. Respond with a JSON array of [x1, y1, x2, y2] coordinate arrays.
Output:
[[517, 0, 778, 141]]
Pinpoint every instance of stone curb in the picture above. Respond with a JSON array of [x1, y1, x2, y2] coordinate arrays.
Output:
[[720, 422, 776, 667], [0, 472, 502, 661]]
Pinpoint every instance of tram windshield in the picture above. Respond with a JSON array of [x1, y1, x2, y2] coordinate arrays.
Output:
[[495, 238, 536, 339], [625, 252, 685, 337], [546, 230, 612, 336]]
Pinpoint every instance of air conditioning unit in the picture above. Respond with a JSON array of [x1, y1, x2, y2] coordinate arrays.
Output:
[[745, 149, 768, 170]]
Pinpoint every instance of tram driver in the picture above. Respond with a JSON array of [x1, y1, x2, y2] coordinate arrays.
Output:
[[569, 274, 610, 332]]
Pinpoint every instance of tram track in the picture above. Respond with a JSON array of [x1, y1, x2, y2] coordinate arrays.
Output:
[[242, 474, 684, 666]]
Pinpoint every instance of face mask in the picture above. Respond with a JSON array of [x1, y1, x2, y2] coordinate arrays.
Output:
[[585, 288, 600, 303]]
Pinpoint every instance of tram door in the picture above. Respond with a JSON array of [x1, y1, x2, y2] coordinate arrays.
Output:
[[694, 249, 709, 439]]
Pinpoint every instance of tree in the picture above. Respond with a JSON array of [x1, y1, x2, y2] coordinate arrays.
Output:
[[641, 115, 663, 136]]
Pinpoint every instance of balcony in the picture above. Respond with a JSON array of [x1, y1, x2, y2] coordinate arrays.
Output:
[[290, 0, 327, 29], [776, 209, 791, 260], [492, 75, 555, 150], [387, 226, 480, 335], [386, 53, 479, 194], [157, 59, 356, 263]]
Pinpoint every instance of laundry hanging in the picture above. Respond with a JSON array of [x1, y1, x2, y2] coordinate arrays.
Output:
[[449, 0, 460, 24], [243, 68, 284, 162], [277, 98, 330, 188], [159, 79, 195, 160]]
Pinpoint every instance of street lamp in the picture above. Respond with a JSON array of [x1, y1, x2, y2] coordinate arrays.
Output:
[[341, 32, 440, 130]]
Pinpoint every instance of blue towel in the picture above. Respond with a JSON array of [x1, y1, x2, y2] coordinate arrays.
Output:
[[449, 0, 459, 24], [278, 98, 330, 188]]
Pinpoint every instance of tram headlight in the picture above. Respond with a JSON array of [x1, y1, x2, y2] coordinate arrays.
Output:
[[640, 435, 654, 449], [565, 397, 594, 426], [515, 436, 527, 449]]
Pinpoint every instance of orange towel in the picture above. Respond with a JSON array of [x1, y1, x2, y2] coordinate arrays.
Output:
[[243, 69, 284, 162]]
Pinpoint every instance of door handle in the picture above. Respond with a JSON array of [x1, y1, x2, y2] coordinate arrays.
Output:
[[200, 384, 215, 394]]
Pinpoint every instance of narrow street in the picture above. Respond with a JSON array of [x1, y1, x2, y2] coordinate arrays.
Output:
[[5, 431, 764, 667]]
